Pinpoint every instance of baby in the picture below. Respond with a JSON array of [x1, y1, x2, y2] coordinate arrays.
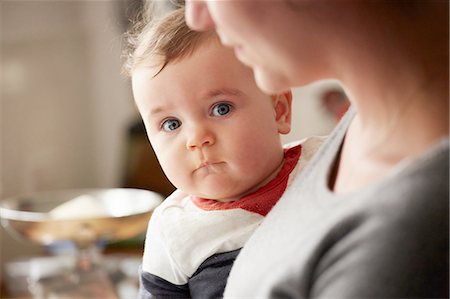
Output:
[[123, 7, 323, 299]]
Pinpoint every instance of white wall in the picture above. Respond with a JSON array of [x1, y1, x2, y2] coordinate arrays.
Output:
[[1, 1, 137, 196]]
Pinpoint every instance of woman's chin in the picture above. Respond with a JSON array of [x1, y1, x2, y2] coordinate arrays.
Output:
[[254, 68, 290, 95]]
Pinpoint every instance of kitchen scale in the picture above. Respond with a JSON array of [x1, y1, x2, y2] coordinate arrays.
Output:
[[0, 188, 163, 298]]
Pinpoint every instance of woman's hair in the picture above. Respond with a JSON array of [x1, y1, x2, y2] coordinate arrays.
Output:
[[122, 5, 217, 77]]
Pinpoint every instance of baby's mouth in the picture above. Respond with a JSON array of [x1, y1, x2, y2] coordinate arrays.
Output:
[[195, 161, 224, 172]]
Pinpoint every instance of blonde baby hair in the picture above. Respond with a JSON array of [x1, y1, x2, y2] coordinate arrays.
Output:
[[122, 5, 218, 77]]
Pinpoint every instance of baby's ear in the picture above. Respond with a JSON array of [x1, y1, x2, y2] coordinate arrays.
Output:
[[272, 91, 292, 135]]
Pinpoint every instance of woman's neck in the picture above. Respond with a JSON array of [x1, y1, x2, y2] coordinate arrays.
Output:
[[313, 1, 449, 194], [331, 61, 448, 194]]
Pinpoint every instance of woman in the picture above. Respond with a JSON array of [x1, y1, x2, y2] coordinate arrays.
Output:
[[185, 1, 449, 298]]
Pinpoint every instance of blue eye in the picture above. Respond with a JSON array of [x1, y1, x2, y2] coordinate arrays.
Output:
[[161, 119, 181, 132], [212, 103, 232, 117]]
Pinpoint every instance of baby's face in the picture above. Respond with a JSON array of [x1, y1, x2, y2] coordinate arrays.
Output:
[[132, 42, 291, 201]]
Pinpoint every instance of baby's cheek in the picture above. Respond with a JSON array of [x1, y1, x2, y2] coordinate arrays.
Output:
[[158, 157, 177, 179], [160, 157, 190, 189]]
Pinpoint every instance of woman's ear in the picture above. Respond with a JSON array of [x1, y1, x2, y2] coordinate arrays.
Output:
[[272, 91, 292, 134]]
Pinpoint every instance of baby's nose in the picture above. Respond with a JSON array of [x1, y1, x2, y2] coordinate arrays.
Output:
[[186, 126, 215, 150]]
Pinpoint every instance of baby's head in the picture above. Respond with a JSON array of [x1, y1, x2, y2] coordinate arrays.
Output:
[[125, 8, 292, 202]]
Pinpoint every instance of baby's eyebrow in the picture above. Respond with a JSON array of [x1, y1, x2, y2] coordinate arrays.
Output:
[[148, 104, 171, 117], [204, 88, 245, 99]]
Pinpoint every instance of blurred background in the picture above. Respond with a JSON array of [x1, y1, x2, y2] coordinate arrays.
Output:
[[0, 0, 348, 297]]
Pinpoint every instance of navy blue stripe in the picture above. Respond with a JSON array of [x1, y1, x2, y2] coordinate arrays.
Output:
[[189, 249, 241, 299], [139, 266, 190, 299], [139, 249, 241, 298]]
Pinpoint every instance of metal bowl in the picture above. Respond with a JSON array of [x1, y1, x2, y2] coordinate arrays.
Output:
[[0, 188, 163, 247]]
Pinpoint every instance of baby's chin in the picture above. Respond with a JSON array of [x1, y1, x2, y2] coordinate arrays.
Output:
[[183, 180, 236, 202], [183, 177, 257, 202]]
